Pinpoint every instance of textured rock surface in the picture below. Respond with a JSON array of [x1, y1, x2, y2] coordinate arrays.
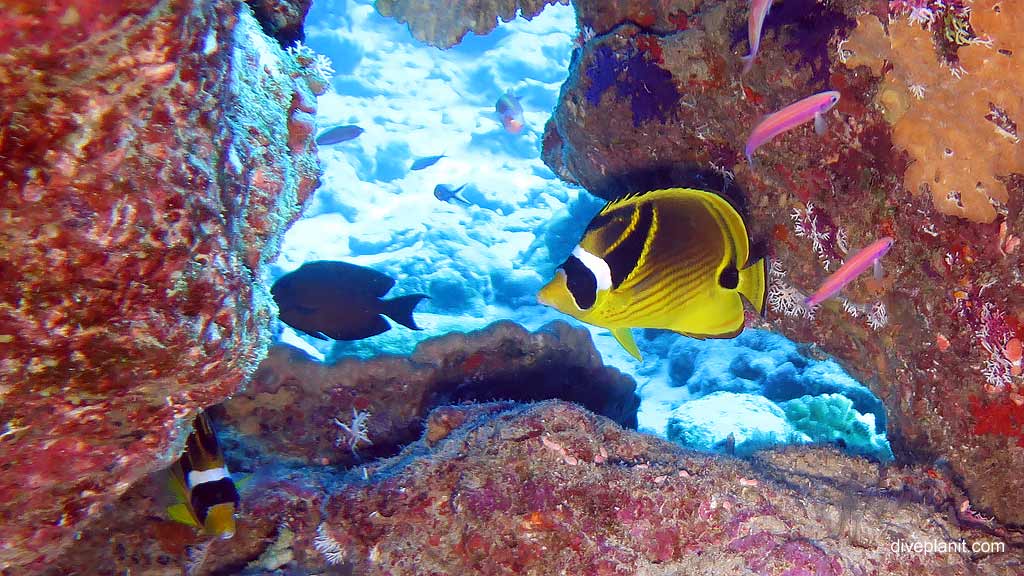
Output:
[[222, 320, 640, 467], [245, 0, 313, 46], [45, 402, 1024, 574], [375, 0, 569, 49], [543, 0, 1024, 526], [315, 402, 1022, 574], [0, 1, 319, 569]]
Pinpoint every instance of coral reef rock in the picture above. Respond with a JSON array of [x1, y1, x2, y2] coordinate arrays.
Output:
[[315, 401, 1019, 574], [47, 401, 1023, 574], [245, 0, 313, 47], [222, 320, 640, 467], [0, 1, 319, 570], [375, 0, 570, 49], [544, 0, 1024, 526]]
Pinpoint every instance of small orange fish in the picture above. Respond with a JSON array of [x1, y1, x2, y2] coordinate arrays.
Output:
[[495, 91, 525, 134]]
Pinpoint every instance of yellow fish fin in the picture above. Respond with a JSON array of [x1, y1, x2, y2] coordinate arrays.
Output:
[[234, 473, 254, 492], [670, 286, 745, 338], [166, 464, 188, 504], [166, 503, 201, 528], [738, 257, 767, 316], [611, 327, 642, 360]]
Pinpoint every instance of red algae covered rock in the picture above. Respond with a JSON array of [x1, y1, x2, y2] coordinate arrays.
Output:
[[220, 320, 640, 467], [543, 0, 1024, 527], [0, 1, 319, 570], [313, 401, 1019, 574], [43, 402, 1023, 574]]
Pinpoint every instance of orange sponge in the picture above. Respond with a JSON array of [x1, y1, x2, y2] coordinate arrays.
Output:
[[844, 4, 1021, 223]]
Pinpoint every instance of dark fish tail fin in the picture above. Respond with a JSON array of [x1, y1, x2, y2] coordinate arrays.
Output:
[[383, 294, 429, 330]]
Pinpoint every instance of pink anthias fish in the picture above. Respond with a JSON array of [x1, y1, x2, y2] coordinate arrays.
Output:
[[744, 90, 841, 165], [741, 0, 773, 74], [496, 91, 525, 134], [805, 237, 895, 307]]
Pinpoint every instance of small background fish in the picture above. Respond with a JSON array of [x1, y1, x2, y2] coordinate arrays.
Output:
[[315, 124, 364, 145], [410, 154, 446, 170], [434, 183, 470, 205], [495, 91, 525, 134]]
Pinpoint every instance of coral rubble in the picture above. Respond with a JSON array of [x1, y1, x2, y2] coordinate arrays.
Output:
[[375, 0, 569, 49], [0, 2, 319, 569], [221, 320, 640, 467]]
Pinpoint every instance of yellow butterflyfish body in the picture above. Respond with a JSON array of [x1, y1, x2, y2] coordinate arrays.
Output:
[[537, 187, 767, 360]]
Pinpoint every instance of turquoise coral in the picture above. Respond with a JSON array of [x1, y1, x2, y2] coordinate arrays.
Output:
[[781, 394, 893, 460]]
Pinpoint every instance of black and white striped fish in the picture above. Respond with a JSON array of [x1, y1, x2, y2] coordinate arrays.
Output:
[[166, 412, 239, 540]]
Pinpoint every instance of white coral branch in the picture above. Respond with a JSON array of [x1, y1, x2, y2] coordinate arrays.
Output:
[[334, 408, 373, 454]]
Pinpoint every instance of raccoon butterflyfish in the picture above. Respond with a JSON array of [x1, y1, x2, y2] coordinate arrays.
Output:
[[166, 412, 240, 540], [537, 187, 767, 360]]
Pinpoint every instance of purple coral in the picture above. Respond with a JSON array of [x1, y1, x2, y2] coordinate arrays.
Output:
[[585, 45, 620, 106], [584, 45, 681, 128]]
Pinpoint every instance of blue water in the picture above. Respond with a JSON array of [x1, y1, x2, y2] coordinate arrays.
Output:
[[270, 0, 892, 462]]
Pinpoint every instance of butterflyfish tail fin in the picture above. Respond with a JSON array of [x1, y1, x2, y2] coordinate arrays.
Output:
[[611, 327, 642, 361], [738, 257, 768, 316]]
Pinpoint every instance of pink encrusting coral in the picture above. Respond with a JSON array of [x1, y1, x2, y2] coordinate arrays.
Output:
[[0, 1, 319, 569], [310, 402, 1019, 575], [43, 402, 1024, 574]]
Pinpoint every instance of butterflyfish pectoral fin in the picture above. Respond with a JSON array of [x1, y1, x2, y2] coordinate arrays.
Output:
[[166, 503, 201, 528], [611, 327, 642, 361], [814, 112, 826, 136]]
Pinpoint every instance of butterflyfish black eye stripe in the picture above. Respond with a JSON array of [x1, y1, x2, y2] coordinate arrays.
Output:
[[604, 202, 653, 288], [560, 254, 598, 310], [719, 264, 739, 289]]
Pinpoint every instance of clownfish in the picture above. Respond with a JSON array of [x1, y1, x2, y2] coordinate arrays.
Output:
[[166, 412, 240, 540], [538, 187, 766, 360]]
